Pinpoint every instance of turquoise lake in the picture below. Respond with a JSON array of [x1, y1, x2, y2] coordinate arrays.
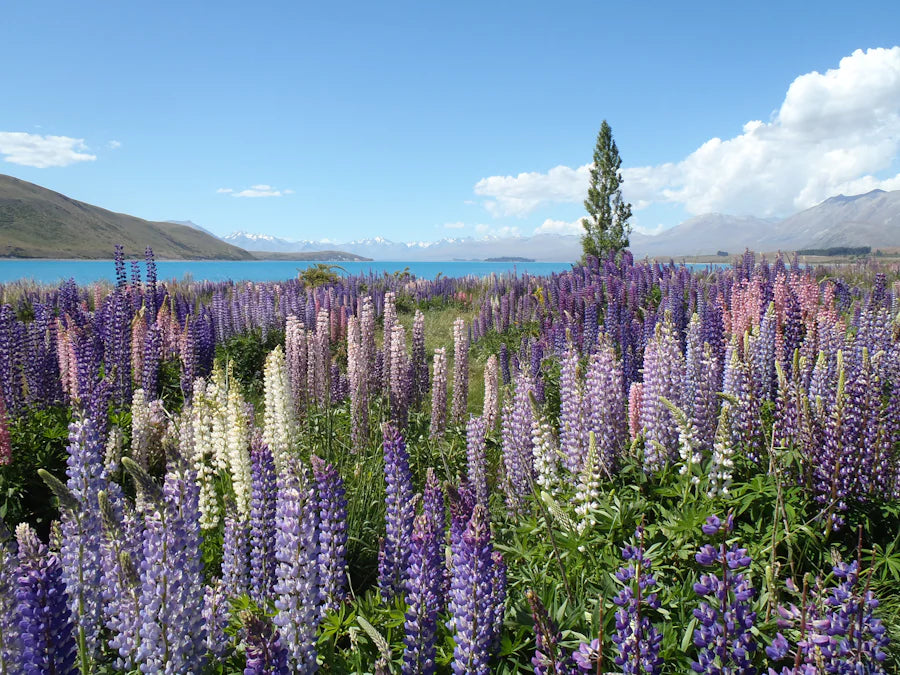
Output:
[[0, 259, 727, 285]]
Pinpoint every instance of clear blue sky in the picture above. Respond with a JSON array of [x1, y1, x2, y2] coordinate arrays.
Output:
[[2, 1, 899, 242]]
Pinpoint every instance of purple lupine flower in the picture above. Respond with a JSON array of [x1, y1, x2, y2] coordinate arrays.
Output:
[[204, 580, 230, 659], [16, 522, 78, 675], [429, 348, 448, 439], [499, 343, 511, 385], [447, 504, 504, 675], [640, 312, 685, 471], [97, 487, 143, 670], [559, 344, 587, 475], [773, 560, 890, 673], [346, 317, 368, 451], [466, 415, 489, 506], [691, 513, 757, 674], [58, 415, 108, 665], [311, 456, 348, 612], [527, 590, 577, 675], [402, 473, 445, 675], [379, 423, 416, 602], [243, 612, 290, 675], [723, 341, 763, 464], [273, 459, 320, 673], [0, 393, 11, 466], [390, 323, 411, 426], [250, 439, 278, 604], [500, 371, 535, 512], [412, 309, 429, 406], [144, 246, 158, 319], [222, 507, 250, 598], [451, 317, 469, 425], [132, 458, 207, 674], [583, 332, 626, 474], [611, 528, 663, 675]]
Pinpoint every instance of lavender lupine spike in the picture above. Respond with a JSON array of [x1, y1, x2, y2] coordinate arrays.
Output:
[[203, 580, 230, 660], [559, 344, 587, 475], [429, 348, 448, 439], [273, 459, 320, 674], [250, 439, 278, 605], [346, 317, 368, 452], [640, 313, 685, 472], [243, 612, 290, 675], [390, 323, 410, 426], [611, 528, 663, 675], [482, 355, 500, 431], [447, 504, 505, 675], [132, 458, 207, 675], [466, 415, 489, 506], [411, 309, 429, 406], [402, 473, 446, 675], [500, 371, 535, 513], [97, 488, 143, 671], [583, 332, 626, 474], [311, 456, 348, 613], [16, 522, 78, 675], [527, 590, 576, 675], [379, 423, 416, 602], [51, 414, 109, 670], [222, 507, 250, 598], [451, 317, 469, 425], [691, 514, 758, 674], [0, 393, 11, 466], [382, 291, 397, 394]]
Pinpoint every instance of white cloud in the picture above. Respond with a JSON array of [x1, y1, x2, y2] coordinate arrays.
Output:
[[219, 184, 293, 198], [474, 164, 590, 217], [474, 47, 900, 219], [107, 140, 122, 149], [0, 132, 96, 168], [534, 218, 584, 235], [443, 221, 466, 229]]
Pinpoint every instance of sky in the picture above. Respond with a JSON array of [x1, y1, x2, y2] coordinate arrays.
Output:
[[1, 1, 899, 243]]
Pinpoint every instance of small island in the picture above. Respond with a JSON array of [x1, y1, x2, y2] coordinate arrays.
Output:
[[484, 256, 535, 262]]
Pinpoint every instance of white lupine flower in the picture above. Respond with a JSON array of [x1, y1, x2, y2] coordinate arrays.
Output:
[[482, 355, 500, 430], [264, 345, 296, 471], [574, 432, 603, 535], [707, 404, 735, 498], [226, 374, 252, 517], [531, 411, 560, 494]]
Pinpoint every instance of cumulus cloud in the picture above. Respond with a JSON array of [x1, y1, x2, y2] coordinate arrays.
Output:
[[475, 47, 900, 219], [218, 184, 293, 198], [107, 140, 122, 149], [534, 218, 584, 235], [0, 132, 96, 168]]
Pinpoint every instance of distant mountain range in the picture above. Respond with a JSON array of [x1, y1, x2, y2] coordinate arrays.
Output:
[[221, 189, 900, 261], [629, 189, 900, 258], [2, 173, 899, 261]]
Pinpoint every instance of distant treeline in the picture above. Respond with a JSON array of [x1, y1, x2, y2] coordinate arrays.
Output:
[[797, 246, 871, 257]]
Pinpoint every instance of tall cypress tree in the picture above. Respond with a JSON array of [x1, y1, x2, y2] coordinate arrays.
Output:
[[581, 120, 632, 261]]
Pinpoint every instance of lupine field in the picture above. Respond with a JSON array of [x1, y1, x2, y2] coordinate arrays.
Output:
[[1, 246, 900, 674]]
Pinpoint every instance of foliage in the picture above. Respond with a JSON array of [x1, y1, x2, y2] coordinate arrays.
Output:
[[581, 120, 632, 261]]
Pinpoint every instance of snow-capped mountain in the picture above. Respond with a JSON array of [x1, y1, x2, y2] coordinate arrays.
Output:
[[221, 231, 583, 261]]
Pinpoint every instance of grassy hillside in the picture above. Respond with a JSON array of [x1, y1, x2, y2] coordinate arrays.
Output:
[[0, 174, 253, 260]]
